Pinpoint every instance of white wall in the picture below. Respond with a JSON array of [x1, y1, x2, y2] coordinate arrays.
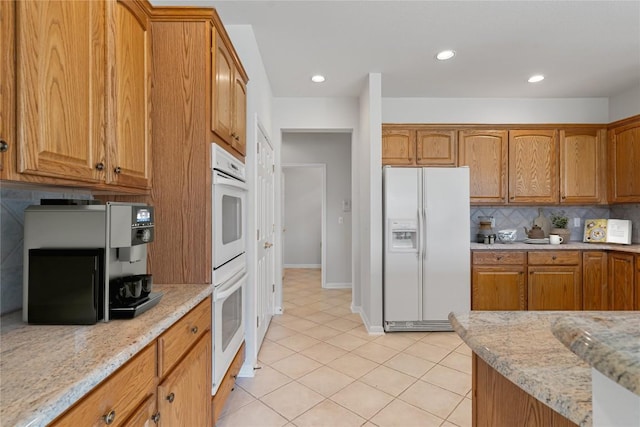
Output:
[[282, 133, 352, 286], [282, 167, 322, 267], [382, 97, 610, 124], [609, 84, 640, 122]]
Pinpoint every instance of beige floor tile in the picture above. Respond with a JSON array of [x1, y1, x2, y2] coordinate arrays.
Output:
[[345, 325, 379, 341], [285, 319, 320, 333], [403, 341, 452, 363], [305, 301, 334, 311], [441, 422, 458, 427], [447, 398, 472, 427], [258, 340, 296, 364], [360, 365, 417, 397], [352, 342, 399, 364], [299, 342, 347, 364], [302, 324, 343, 340], [326, 332, 368, 351], [393, 331, 431, 341], [276, 333, 320, 352], [272, 313, 303, 326], [261, 381, 325, 421], [370, 399, 444, 427], [421, 364, 471, 396], [383, 353, 436, 378], [341, 312, 364, 323], [362, 423, 379, 427], [440, 352, 472, 375], [323, 305, 354, 317], [327, 353, 379, 379], [216, 400, 288, 427], [292, 399, 366, 427], [325, 317, 361, 332], [218, 385, 256, 419], [271, 353, 323, 379], [399, 380, 464, 420], [373, 334, 416, 351], [330, 380, 394, 419], [421, 331, 464, 351], [297, 366, 355, 397], [235, 366, 292, 398], [286, 305, 321, 318], [454, 343, 473, 357], [304, 311, 338, 324], [265, 324, 299, 341]]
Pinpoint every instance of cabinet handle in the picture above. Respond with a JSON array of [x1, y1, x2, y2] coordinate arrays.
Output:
[[151, 412, 161, 424], [191, 326, 198, 334], [496, 256, 503, 260], [235, 135, 240, 141], [114, 166, 121, 174], [0, 139, 8, 152], [103, 410, 116, 425], [166, 392, 175, 403], [510, 196, 515, 200], [552, 255, 557, 260], [561, 195, 566, 200], [95, 162, 105, 171]]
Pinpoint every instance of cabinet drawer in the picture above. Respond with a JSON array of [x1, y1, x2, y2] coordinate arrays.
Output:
[[51, 343, 156, 427], [473, 251, 526, 265], [528, 251, 580, 265], [158, 297, 211, 378]]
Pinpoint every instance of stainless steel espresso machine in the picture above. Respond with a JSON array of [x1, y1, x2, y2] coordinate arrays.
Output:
[[23, 201, 161, 324]]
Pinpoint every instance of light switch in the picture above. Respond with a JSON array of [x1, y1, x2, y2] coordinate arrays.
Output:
[[573, 218, 581, 227], [342, 199, 351, 212]]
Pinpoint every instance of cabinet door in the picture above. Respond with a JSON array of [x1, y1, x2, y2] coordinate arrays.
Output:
[[636, 256, 640, 310], [231, 72, 247, 156], [158, 331, 212, 427], [560, 129, 605, 204], [16, 0, 106, 183], [416, 129, 456, 166], [459, 130, 508, 204], [528, 266, 582, 310], [583, 251, 608, 310], [106, 0, 151, 189], [382, 129, 415, 165], [608, 118, 640, 203], [472, 266, 526, 310], [607, 252, 635, 310], [508, 130, 558, 204], [0, 0, 14, 179], [122, 394, 157, 427], [212, 29, 234, 144]]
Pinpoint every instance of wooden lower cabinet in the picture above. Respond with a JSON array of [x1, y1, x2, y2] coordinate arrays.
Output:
[[212, 342, 246, 425], [123, 395, 157, 427], [583, 251, 608, 310], [473, 354, 577, 427], [607, 252, 635, 310], [636, 256, 640, 310], [472, 266, 526, 310], [528, 266, 582, 310]]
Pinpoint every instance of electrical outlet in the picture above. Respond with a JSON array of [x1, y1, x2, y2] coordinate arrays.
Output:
[[573, 217, 581, 227], [491, 217, 496, 228]]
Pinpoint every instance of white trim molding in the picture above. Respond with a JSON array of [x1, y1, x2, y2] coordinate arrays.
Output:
[[283, 264, 321, 269], [351, 304, 385, 335], [324, 282, 352, 289]]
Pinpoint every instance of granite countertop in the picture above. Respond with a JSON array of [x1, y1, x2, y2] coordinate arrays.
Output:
[[552, 314, 640, 396], [471, 241, 640, 253], [0, 283, 213, 427], [449, 311, 593, 426]]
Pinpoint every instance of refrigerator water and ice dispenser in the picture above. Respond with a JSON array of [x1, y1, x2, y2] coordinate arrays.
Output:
[[388, 219, 417, 251]]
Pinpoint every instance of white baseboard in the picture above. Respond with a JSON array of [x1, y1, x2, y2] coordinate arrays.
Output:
[[238, 361, 256, 378], [324, 282, 352, 289], [351, 304, 385, 335], [283, 264, 321, 269]]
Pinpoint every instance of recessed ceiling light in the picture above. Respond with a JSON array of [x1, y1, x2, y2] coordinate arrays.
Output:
[[528, 74, 545, 83], [436, 50, 456, 61], [311, 75, 325, 83]]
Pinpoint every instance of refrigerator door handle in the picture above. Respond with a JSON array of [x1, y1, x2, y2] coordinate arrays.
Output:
[[422, 207, 427, 260]]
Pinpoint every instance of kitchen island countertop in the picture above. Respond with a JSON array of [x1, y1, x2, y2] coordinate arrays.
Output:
[[449, 311, 640, 426], [0, 283, 213, 427], [470, 241, 640, 253]]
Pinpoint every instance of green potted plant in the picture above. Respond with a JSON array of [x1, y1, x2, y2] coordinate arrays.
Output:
[[550, 210, 571, 244]]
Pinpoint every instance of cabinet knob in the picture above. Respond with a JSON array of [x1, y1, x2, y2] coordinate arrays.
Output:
[[191, 326, 198, 334], [166, 392, 175, 403], [95, 162, 105, 171], [552, 255, 557, 260], [561, 195, 566, 200], [114, 166, 122, 174], [0, 139, 8, 152], [496, 256, 503, 260], [103, 410, 116, 425], [151, 412, 161, 424], [510, 196, 515, 200]]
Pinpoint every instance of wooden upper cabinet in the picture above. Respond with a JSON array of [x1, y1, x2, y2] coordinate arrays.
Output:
[[212, 29, 234, 144], [382, 129, 415, 165], [458, 130, 508, 204], [232, 72, 247, 156], [560, 128, 605, 204], [608, 116, 640, 203], [508, 129, 558, 204], [107, 0, 151, 189], [0, 1, 15, 179], [16, 0, 106, 183], [416, 130, 456, 166]]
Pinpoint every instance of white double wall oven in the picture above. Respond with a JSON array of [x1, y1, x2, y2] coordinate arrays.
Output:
[[211, 143, 247, 394]]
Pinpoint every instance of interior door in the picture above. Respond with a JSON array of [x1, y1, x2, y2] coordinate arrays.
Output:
[[256, 122, 275, 346]]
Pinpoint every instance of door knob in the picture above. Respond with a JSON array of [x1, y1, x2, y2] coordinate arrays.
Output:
[[264, 242, 273, 249]]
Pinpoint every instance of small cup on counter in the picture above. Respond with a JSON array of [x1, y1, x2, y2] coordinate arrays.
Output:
[[549, 234, 564, 245]]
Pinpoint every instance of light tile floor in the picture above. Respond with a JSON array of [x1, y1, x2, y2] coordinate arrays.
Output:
[[217, 269, 472, 427]]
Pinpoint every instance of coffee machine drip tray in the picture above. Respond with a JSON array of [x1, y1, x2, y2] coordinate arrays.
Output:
[[109, 292, 163, 319]]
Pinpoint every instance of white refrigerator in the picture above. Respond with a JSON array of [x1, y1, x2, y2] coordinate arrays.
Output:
[[383, 166, 470, 332]]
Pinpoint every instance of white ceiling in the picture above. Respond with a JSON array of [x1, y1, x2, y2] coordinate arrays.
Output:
[[152, 1, 640, 99]]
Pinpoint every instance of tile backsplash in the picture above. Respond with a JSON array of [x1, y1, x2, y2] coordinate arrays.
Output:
[[0, 188, 92, 315]]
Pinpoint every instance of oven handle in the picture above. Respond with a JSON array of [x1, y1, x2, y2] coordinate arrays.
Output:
[[213, 171, 248, 191], [215, 273, 246, 302]]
